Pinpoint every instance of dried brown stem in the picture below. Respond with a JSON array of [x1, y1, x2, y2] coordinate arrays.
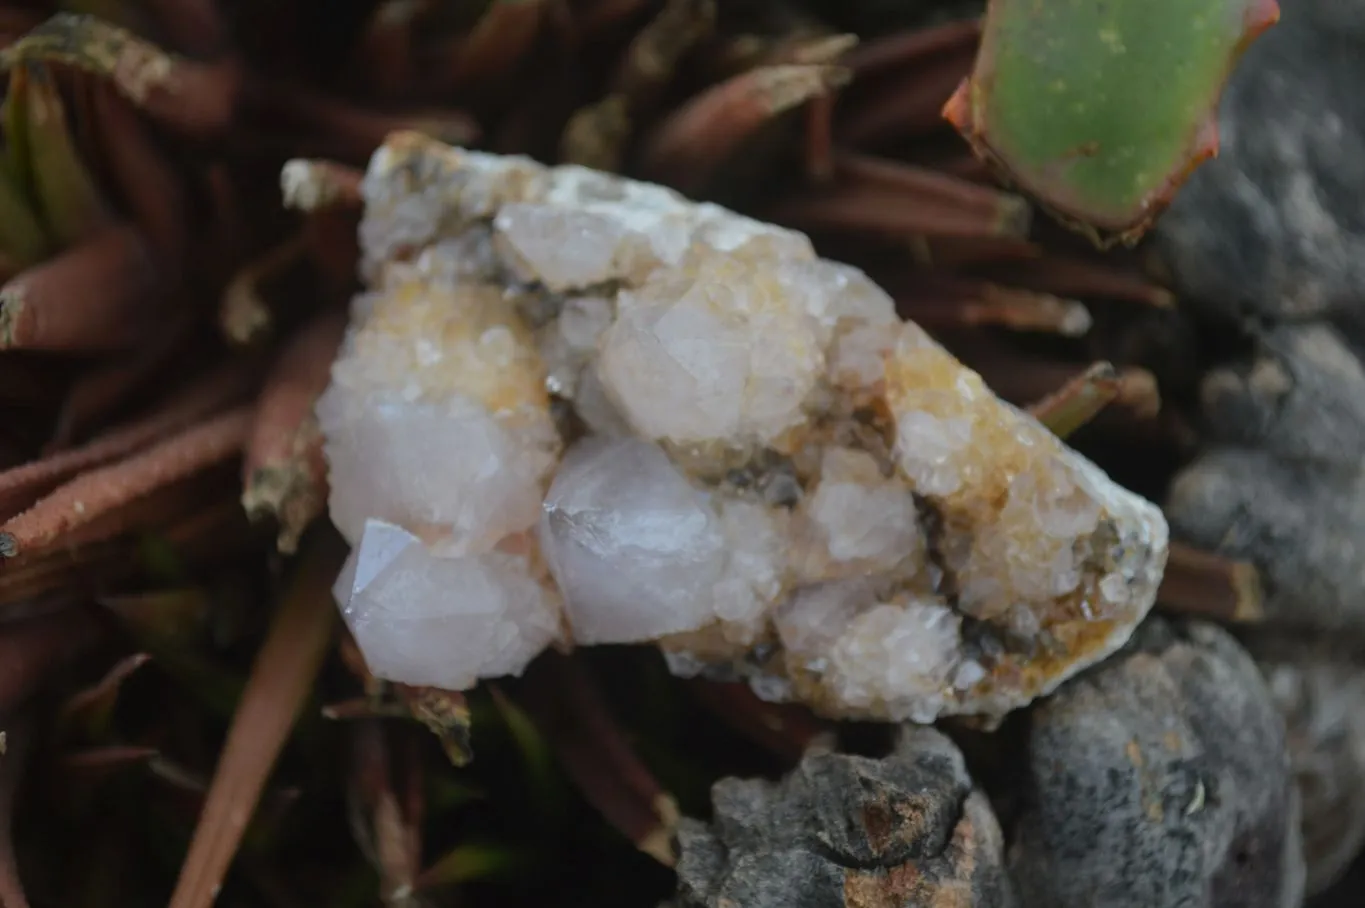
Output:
[[1157, 542, 1264, 624], [0, 487, 254, 610], [86, 80, 189, 263], [47, 312, 198, 449], [768, 184, 1028, 240], [243, 309, 347, 553], [58, 651, 150, 732], [841, 17, 980, 79], [219, 234, 307, 346], [248, 84, 479, 165], [804, 92, 835, 180], [521, 652, 678, 866], [355, 0, 420, 98], [167, 533, 342, 908], [909, 235, 1042, 268], [904, 283, 1091, 336], [280, 160, 364, 213], [637, 64, 848, 195], [0, 406, 252, 559], [979, 254, 1176, 308], [1027, 362, 1124, 438], [0, 224, 160, 351], [835, 151, 1030, 225], [685, 679, 824, 763], [562, 0, 715, 170], [350, 723, 421, 907], [0, 358, 257, 522], [62, 744, 160, 771], [610, 0, 715, 109], [0, 608, 102, 714], [4, 14, 240, 139], [440, 0, 548, 93], [837, 50, 973, 147]]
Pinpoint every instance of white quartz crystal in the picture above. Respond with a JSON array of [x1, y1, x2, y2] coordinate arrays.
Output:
[[316, 133, 1169, 722], [334, 519, 560, 690], [540, 437, 726, 643]]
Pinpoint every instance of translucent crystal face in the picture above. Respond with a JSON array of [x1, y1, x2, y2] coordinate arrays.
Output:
[[319, 133, 1169, 721]]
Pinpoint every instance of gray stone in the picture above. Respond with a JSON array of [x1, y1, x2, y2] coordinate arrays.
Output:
[[674, 726, 1016, 908], [1197, 323, 1365, 465], [1165, 448, 1365, 635], [1251, 636, 1365, 895], [1007, 618, 1305, 908], [1155, 0, 1365, 330]]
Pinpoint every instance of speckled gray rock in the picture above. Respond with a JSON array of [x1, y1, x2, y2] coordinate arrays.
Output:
[[1196, 324, 1365, 465], [1166, 448, 1365, 635], [1252, 638, 1365, 895], [1007, 618, 1304, 908], [674, 726, 1016, 908], [1155, 0, 1365, 328]]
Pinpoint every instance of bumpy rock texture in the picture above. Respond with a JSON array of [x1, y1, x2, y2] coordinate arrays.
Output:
[[1158, 0, 1365, 638], [320, 131, 1168, 723], [1156, 0, 1365, 328], [1252, 637, 1365, 895], [673, 726, 1016, 908], [1007, 618, 1305, 908]]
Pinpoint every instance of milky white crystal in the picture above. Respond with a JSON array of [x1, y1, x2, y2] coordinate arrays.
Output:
[[316, 132, 1169, 721]]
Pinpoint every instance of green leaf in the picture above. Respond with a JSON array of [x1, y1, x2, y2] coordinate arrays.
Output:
[[946, 0, 1280, 246], [17, 61, 111, 246], [416, 842, 524, 890]]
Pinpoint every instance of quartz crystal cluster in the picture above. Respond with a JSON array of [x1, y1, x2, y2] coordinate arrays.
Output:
[[319, 131, 1169, 722]]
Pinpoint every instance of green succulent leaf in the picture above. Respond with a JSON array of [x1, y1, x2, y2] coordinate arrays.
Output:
[[13, 61, 111, 246], [946, 0, 1280, 246]]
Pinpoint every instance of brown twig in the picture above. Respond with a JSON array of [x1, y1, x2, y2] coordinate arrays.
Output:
[[895, 278, 1091, 336], [438, 0, 548, 93], [0, 608, 103, 714], [978, 254, 1175, 308], [279, 160, 364, 213], [837, 50, 973, 146], [47, 311, 199, 449], [841, 17, 980, 79], [835, 151, 1031, 227], [637, 64, 848, 196], [0, 488, 254, 610], [0, 359, 257, 522], [0, 406, 253, 559], [1156, 542, 1264, 624], [685, 679, 824, 764], [167, 533, 342, 908], [1027, 362, 1124, 438], [242, 309, 347, 553], [520, 652, 678, 866], [804, 92, 835, 180], [349, 722, 421, 907], [3, 14, 241, 139], [219, 234, 307, 346], [86, 80, 189, 263], [0, 224, 160, 351], [768, 184, 1028, 241]]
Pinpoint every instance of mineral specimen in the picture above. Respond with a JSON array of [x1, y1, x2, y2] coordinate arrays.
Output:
[[318, 131, 1169, 723], [673, 726, 1017, 908], [1007, 618, 1305, 908]]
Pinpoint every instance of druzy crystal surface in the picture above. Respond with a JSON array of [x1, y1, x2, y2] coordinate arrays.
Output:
[[318, 132, 1169, 723]]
